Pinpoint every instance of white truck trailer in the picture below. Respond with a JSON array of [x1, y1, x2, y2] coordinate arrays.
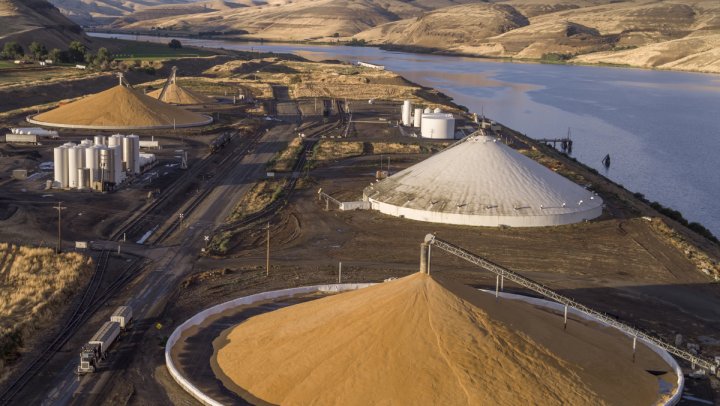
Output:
[[77, 321, 120, 374], [110, 306, 133, 329]]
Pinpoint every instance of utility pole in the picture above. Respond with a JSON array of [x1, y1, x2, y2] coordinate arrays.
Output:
[[266, 222, 271, 277], [54, 201, 66, 254]]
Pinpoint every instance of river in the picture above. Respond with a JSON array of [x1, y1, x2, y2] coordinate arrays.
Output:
[[90, 33, 720, 236]]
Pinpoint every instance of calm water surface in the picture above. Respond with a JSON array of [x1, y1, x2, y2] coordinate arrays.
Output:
[[92, 33, 720, 235]]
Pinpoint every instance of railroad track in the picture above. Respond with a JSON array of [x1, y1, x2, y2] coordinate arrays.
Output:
[[149, 129, 266, 245], [111, 128, 263, 244], [0, 250, 139, 405]]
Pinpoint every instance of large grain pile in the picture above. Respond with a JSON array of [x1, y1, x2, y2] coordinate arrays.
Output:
[[148, 82, 214, 105], [32, 85, 210, 128], [214, 273, 675, 405]]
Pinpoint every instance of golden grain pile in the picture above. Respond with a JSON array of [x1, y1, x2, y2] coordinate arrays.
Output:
[[215, 273, 675, 405], [148, 82, 214, 105], [0, 244, 92, 368], [33, 85, 209, 128]]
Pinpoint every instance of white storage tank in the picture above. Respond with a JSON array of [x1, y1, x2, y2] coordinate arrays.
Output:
[[413, 108, 422, 128], [433, 108, 443, 114], [423, 108, 432, 114], [68, 146, 79, 188], [108, 134, 123, 148], [77, 168, 89, 190], [401, 100, 412, 127], [110, 145, 123, 184], [421, 113, 456, 139], [122, 137, 133, 173], [76, 145, 86, 169], [85, 146, 98, 182], [99, 147, 113, 184], [94, 135, 106, 146], [129, 135, 140, 174], [53, 146, 68, 188]]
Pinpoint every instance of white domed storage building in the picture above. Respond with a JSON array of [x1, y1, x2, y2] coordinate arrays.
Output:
[[363, 134, 603, 227]]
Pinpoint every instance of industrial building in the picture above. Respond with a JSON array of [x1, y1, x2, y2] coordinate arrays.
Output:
[[364, 134, 603, 227], [28, 74, 213, 130], [53, 134, 151, 191]]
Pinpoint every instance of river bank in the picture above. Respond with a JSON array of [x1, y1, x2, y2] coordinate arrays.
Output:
[[87, 29, 720, 76]]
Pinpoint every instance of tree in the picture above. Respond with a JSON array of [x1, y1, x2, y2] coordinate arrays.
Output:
[[28, 41, 47, 60], [168, 39, 182, 49], [96, 47, 110, 64], [2, 42, 24, 59], [48, 48, 62, 63], [67, 41, 86, 63]]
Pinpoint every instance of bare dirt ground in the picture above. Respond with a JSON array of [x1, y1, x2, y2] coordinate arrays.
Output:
[[111, 140, 720, 405]]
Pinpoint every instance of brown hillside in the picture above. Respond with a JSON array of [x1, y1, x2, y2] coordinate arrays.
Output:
[[0, 0, 86, 49]]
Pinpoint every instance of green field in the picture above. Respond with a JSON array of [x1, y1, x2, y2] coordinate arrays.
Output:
[[0, 60, 19, 69], [108, 39, 216, 61]]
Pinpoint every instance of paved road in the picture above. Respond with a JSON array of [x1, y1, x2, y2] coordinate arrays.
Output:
[[37, 124, 294, 406]]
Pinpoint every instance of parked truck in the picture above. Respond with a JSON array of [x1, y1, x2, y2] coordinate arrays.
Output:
[[110, 306, 133, 329], [77, 321, 120, 374], [77, 305, 134, 374]]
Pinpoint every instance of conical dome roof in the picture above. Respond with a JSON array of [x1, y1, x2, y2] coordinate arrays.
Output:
[[364, 135, 602, 227], [148, 82, 214, 105], [29, 85, 212, 130], [214, 273, 672, 405]]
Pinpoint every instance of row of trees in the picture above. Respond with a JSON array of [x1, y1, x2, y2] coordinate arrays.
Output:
[[1, 40, 112, 68]]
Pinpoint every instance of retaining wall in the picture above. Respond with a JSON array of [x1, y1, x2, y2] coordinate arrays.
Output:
[[166, 284, 683, 406]]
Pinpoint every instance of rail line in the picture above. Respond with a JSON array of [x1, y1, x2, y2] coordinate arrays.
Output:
[[149, 129, 266, 245], [424, 234, 720, 376], [0, 250, 144, 405]]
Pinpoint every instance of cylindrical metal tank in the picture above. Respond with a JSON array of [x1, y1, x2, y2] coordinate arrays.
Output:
[[77, 168, 89, 190], [401, 100, 412, 127], [110, 145, 123, 184], [99, 147, 113, 183], [75, 145, 86, 169], [94, 135, 106, 146], [81, 139, 93, 147], [53, 146, 67, 188], [122, 137, 133, 173], [108, 134, 123, 148], [128, 134, 140, 174], [68, 147, 79, 188], [420, 113, 456, 139], [433, 108, 442, 114], [85, 146, 98, 182], [424, 108, 432, 114], [413, 108, 422, 128]]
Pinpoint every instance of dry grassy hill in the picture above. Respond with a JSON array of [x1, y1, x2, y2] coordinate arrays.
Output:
[[48, 0, 720, 73], [0, 244, 92, 376], [355, 0, 720, 73], [0, 0, 87, 50]]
